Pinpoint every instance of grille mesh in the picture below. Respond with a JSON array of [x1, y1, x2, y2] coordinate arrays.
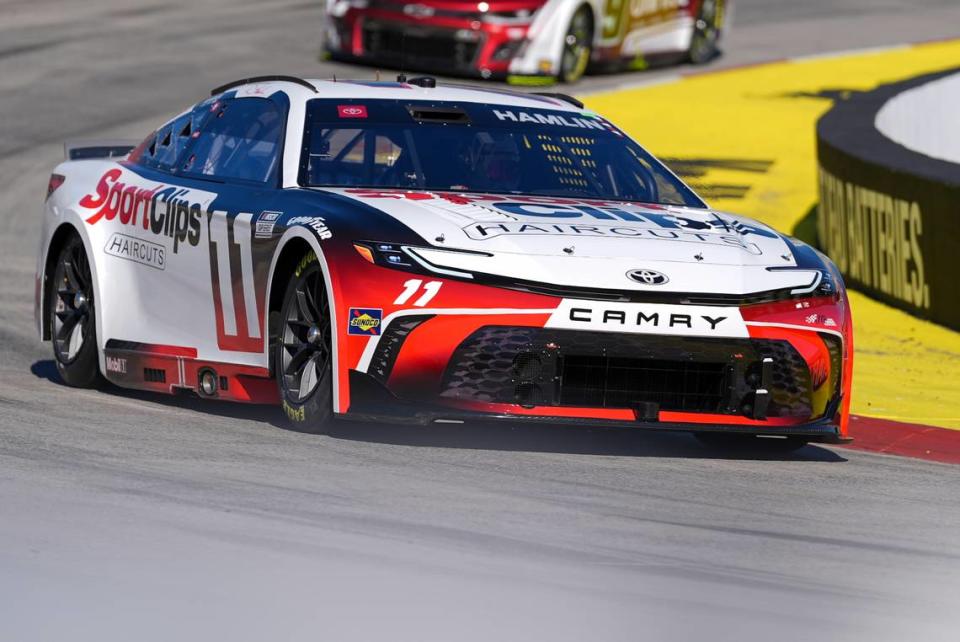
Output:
[[363, 23, 481, 69], [440, 326, 817, 418]]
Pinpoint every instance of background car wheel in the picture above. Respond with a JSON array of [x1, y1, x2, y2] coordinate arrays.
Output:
[[688, 0, 724, 64], [50, 234, 103, 388], [558, 6, 593, 83], [694, 432, 809, 453], [275, 253, 333, 433]]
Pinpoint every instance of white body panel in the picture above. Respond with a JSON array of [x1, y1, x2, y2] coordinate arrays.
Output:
[[509, 0, 697, 76], [36, 77, 800, 417], [322, 188, 814, 296]]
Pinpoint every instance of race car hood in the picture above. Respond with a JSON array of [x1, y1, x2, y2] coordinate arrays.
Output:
[[321, 188, 821, 296]]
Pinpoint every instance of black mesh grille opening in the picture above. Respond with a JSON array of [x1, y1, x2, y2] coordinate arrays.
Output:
[[440, 326, 818, 419], [363, 23, 481, 68], [559, 356, 729, 412], [754, 341, 813, 417]]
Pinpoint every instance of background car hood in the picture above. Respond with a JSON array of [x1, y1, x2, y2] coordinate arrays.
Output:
[[321, 188, 820, 295]]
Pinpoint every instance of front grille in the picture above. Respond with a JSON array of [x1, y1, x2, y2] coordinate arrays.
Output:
[[440, 327, 818, 419], [755, 340, 812, 417], [362, 22, 481, 69], [559, 356, 729, 412]]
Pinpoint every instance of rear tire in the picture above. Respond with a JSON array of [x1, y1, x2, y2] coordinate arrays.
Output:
[[695, 432, 809, 453], [275, 252, 333, 433], [558, 6, 593, 83], [688, 0, 724, 65], [50, 234, 103, 388]]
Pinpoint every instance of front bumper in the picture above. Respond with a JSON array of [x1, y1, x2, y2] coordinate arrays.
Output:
[[334, 279, 851, 441], [326, 10, 534, 78], [345, 370, 848, 443]]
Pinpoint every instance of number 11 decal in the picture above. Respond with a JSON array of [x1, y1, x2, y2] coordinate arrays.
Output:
[[394, 279, 442, 307], [209, 211, 264, 352]]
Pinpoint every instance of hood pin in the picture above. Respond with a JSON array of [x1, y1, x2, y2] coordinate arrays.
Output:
[[563, 245, 575, 255], [435, 234, 445, 243], [694, 253, 704, 261]]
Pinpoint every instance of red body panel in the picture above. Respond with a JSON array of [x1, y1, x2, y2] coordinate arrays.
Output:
[[324, 0, 708, 78], [325, 253, 853, 440]]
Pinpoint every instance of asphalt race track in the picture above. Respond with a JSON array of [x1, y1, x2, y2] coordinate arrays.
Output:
[[2, 1, 959, 640]]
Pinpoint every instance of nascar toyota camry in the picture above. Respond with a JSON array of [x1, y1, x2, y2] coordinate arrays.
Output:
[[36, 76, 851, 448], [323, 0, 729, 83]]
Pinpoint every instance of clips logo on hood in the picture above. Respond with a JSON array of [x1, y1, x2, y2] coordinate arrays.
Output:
[[79, 169, 204, 253]]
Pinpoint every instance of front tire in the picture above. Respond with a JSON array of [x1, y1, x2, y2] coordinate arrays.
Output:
[[275, 252, 333, 433], [50, 234, 103, 388], [688, 0, 724, 65], [558, 6, 593, 83]]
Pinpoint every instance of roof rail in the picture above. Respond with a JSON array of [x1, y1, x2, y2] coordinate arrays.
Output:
[[210, 75, 318, 96], [532, 92, 584, 109]]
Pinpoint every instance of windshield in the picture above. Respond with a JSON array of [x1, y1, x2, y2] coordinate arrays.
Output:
[[300, 99, 705, 207]]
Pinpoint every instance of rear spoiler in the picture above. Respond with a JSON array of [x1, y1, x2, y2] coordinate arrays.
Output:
[[64, 139, 139, 161]]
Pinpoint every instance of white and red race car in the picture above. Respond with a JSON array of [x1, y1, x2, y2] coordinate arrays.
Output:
[[324, 0, 729, 83], [36, 76, 851, 448]]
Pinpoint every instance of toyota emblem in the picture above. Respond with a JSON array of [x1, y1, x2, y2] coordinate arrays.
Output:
[[626, 269, 669, 285]]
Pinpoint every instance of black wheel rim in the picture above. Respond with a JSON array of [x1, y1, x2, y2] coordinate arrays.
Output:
[[280, 266, 331, 403], [52, 240, 93, 365], [561, 9, 591, 81], [690, 0, 722, 63]]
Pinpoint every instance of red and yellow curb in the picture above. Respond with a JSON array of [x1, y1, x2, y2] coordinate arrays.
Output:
[[848, 416, 960, 465]]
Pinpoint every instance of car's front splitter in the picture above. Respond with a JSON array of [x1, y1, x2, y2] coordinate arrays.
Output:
[[342, 370, 848, 444]]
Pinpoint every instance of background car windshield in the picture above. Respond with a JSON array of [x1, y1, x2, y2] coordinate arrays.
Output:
[[301, 99, 705, 207]]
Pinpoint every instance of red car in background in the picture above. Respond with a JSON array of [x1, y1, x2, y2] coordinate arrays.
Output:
[[324, 1, 729, 83]]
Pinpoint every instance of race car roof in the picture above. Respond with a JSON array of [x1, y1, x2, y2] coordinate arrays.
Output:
[[224, 77, 584, 112]]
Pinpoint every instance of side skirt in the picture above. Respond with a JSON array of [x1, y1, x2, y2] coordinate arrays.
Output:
[[102, 339, 278, 404]]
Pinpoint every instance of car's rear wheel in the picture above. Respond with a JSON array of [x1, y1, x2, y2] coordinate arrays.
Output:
[[50, 234, 103, 388], [558, 6, 593, 83], [688, 0, 724, 65], [275, 253, 333, 433], [694, 432, 809, 453]]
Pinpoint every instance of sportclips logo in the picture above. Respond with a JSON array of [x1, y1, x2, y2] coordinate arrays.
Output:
[[80, 169, 204, 253]]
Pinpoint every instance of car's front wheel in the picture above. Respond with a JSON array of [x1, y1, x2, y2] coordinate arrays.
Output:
[[688, 0, 724, 65], [558, 6, 593, 83], [275, 252, 334, 433], [50, 234, 103, 388]]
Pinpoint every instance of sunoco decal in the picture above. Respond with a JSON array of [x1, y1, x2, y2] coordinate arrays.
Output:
[[348, 308, 382, 336]]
